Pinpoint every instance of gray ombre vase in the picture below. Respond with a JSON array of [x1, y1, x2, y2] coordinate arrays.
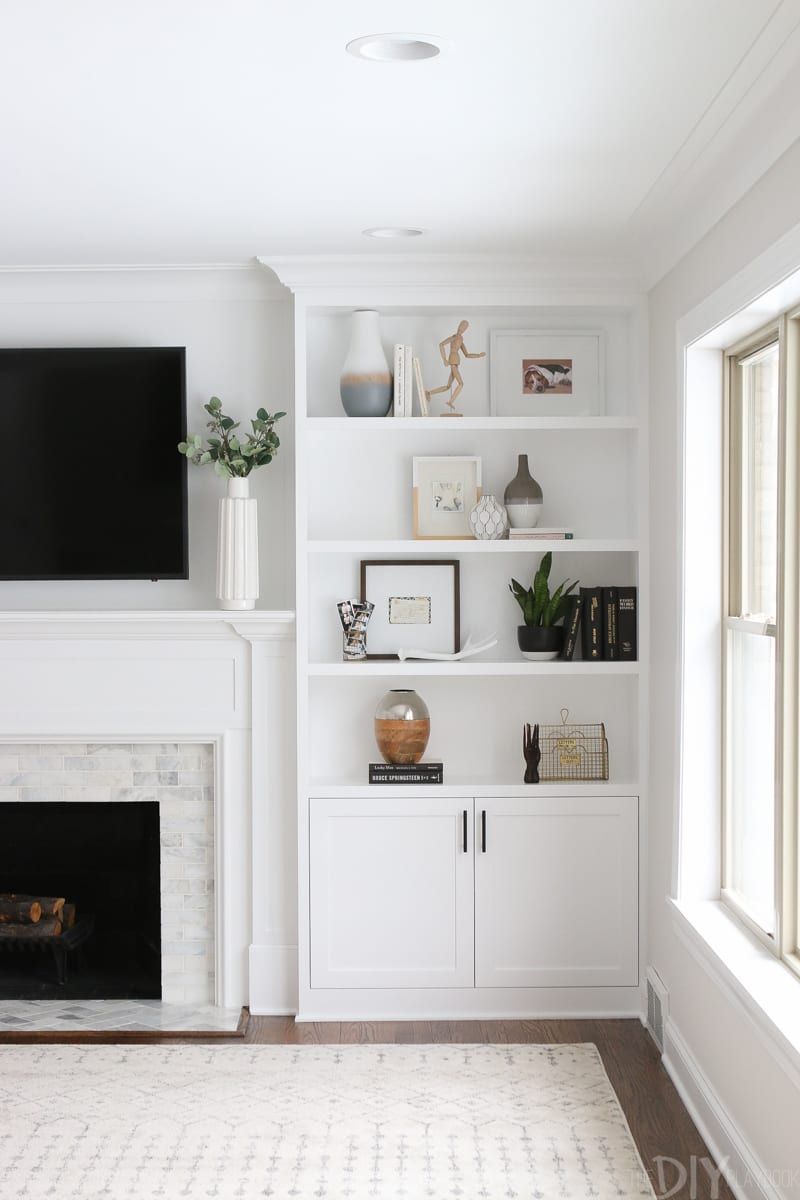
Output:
[[339, 309, 393, 417], [504, 454, 543, 528]]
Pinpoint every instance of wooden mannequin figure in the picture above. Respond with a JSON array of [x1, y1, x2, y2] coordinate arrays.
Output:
[[426, 319, 485, 416], [523, 722, 541, 784]]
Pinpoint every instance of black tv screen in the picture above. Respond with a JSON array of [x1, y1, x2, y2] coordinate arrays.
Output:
[[0, 347, 188, 580]]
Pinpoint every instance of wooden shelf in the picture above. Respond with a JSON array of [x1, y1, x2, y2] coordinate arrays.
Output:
[[306, 416, 639, 432], [308, 779, 641, 798], [307, 660, 639, 677], [306, 538, 639, 554]]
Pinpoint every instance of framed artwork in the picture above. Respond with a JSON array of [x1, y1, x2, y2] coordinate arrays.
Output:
[[412, 456, 482, 539], [489, 330, 605, 417], [360, 559, 460, 660]]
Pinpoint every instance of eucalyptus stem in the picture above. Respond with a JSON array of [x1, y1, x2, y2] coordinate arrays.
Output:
[[178, 396, 286, 479]]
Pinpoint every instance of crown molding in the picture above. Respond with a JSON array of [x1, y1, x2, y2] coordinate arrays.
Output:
[[258, 253, 645, 297], [0, 262, 290, 303], [633, 3, 800, 288], [0, 261, 258, 274]]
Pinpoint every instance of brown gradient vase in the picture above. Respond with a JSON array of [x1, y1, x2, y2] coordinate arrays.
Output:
[[374, 689, 431, 765]]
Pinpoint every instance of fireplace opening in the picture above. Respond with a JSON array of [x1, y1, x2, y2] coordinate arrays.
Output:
[[0, 801, 161, 1000]]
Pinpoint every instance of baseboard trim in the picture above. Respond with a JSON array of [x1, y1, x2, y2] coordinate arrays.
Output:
[[248, 945, 298, 1014], [662, 1018, 783, 1200], [294, 1008, 643, 1023], [248, 1007, 297, 1017]]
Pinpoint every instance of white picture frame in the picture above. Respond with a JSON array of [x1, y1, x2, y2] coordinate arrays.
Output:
[[412, 456, 482, 540], [489, 329, 605, 417]]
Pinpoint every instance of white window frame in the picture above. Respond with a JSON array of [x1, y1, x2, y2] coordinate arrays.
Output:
[[723, 313, 800, 974]]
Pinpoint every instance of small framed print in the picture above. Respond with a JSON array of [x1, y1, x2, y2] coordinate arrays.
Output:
[[360, 559, 460, 660], [388, 595, 431, 624], [490, 330, 605, 417], [412, 456, 482, 540]]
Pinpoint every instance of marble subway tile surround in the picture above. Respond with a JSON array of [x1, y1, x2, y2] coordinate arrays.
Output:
[[0, 742, 215, 1004]]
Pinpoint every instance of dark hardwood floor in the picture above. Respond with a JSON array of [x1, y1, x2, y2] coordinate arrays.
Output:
[[2, 1014, 734, 1199]]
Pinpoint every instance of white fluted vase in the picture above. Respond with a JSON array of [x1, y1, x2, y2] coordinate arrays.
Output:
[[216, 476, 259, 611]]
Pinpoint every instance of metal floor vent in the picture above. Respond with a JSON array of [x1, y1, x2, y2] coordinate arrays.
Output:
[[646, 966, 668, 1052]]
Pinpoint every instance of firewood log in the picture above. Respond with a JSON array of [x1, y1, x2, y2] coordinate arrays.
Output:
[[60, 903, 76, 930], [0, 899, 42, 924], [0, 917, 62, 938], [0, 894, 65, 917]]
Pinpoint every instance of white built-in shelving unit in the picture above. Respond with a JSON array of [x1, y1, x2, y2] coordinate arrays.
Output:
[[266, 258, 648, 1021]]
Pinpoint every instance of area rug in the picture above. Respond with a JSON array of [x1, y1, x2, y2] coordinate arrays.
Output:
[[0, 1043, 654, 1198]]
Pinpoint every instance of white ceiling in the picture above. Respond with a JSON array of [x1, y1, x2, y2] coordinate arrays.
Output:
[[1, 0, 799, 283]]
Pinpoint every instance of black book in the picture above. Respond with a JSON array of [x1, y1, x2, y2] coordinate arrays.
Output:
[[580, 587, 603, 661], [560, 595, 582, 661], [603, 587, 619, 660], [369, 762, 443, 785], [617, 586, 638, 661]]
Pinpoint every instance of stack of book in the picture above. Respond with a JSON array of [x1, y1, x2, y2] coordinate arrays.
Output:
[[393, 345, 428, 416], [560, 586, 638, 661], [509, 527, 573, 541], [369, 762, 443, 785]]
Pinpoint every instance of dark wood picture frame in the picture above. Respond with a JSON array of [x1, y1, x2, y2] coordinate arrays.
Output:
[[359, 559, 461, 661]]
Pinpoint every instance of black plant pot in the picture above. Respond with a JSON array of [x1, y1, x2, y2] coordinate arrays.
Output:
[[517, 625, 564, 661]]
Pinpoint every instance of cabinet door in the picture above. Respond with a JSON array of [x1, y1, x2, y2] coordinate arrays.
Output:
[[475, 796, 638, 988], [310, 796, 474, 989]]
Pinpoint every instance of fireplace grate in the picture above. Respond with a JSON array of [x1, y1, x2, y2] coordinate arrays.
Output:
[[0, 915, 95, 985]]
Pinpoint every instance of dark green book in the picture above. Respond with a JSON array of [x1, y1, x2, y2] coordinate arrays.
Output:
[[618, 587, 638, 661], [560, 595, 582, 661], [580, 587, 603, 661], [603, 587, 619, 660]]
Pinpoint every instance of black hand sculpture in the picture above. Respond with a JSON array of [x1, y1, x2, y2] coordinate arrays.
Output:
[[523, 722, 541, 785]]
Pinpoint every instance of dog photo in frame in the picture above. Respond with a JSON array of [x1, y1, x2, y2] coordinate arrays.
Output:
[[490, 330, 605, 417]]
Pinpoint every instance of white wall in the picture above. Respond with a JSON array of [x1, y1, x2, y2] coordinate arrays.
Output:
[[649, 137, 800, 1195], [0, 266, 294, 611]]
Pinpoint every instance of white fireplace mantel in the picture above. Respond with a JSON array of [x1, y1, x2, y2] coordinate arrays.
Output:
[[0, 610, 297, 1013]]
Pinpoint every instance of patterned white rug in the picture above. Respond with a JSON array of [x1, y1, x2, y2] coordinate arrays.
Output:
[[0, 1043, 654, 1198]]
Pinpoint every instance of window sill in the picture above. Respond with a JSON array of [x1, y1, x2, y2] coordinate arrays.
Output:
[[668, 897, 800, 1085]]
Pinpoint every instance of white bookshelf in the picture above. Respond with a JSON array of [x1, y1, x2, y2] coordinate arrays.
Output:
[[268, 257, 649, 1021], [309, 779, 642, 799], [308, 415, 639, 431], [308, 538, 639, 554], [307, 660, 640, 677]]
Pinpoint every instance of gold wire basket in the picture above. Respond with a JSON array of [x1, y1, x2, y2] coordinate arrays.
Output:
[[538, 708, 609, 782]]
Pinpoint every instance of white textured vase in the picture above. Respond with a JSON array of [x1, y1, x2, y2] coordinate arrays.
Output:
[[216, 476, 259, 611], [468, 494, 509, 540]]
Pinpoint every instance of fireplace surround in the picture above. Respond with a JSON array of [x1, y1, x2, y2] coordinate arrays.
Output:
[[0, 610, 296, 1013], [0, 741, 215, 1003]]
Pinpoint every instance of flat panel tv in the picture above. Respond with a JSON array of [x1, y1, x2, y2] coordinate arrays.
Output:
[[0, 347, 188, 580]]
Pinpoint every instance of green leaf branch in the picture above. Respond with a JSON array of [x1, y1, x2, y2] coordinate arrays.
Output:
[[178, 397, 286, 479], [509, 551, 579, 627]]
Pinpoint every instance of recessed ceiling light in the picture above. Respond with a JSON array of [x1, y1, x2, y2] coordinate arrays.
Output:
[[362, 227, 424, 239], [346, 33, 444, 62]]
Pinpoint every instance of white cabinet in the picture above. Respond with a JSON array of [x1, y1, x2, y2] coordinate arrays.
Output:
[[310, 796, 474, 989], [309, 793, 639, 995], [474, 796, 638, 988]]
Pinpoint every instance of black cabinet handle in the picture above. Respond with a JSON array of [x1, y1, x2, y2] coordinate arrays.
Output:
[[481, 809, 487, 853], [462, 809, 468, 852]]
